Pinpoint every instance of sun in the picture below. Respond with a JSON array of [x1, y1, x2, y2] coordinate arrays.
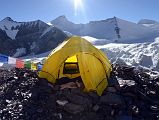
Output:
[[73, 0, 83, 15], [74, 0, 82, 9]]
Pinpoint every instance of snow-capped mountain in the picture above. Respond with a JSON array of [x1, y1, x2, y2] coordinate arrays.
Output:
[[0, 17, 21, 39], [50, 16, 159, 43], [0, 17, 68, 57]]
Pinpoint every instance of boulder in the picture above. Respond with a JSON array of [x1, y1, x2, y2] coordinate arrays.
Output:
[[64, 103, 84, 114], [100, 92, 123, 105], [106, 87, 117, 93], [67, 94, 92, 109]]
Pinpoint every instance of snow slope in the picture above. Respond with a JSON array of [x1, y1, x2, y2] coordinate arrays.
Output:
[[96, 37, 159, 71], [82, 36, 111, 45], [40, 26, 55, 38], [21, 51, 51, 62], [13, 48, 26, 57]]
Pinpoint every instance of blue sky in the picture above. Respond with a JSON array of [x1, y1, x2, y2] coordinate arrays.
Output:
[[0, 0, 159, 23]]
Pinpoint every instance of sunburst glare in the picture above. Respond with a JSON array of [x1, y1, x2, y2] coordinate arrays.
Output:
[[73, 0, 83, 16]]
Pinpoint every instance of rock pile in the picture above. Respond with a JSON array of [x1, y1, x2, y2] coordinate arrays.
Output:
[[0, 65, 159, 120]]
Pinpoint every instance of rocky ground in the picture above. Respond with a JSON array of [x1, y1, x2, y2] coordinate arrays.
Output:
[[0, 65, 159, 120]]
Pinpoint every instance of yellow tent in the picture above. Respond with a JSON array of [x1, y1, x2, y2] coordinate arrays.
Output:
[[39, 36, 112, 96]]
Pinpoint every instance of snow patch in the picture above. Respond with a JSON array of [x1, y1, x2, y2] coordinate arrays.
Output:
[[40, 26, 55, 37], [21, 51, 51, 60], [13, 48, 26, 57], [47, 22, 52, 26], [82, 36, 111, 45], [30, 42, 37, 51], [64, 31, 73, 37], [0, 62, 3, 66], [142, 24, 154, 27], [82, 36, 98, 43]]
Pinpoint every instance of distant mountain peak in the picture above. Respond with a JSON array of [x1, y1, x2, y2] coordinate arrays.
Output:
[[2, 17, 15, 22], [57, 15, 67, 19], [0, 17, 68, 57], [54, 15, 68, 21], [50, 15, 159, 43], [51, 15, 74, 26], [26, 19, 47, 25]]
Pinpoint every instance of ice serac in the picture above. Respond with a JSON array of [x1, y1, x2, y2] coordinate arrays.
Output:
[[96, 37, 159, 71], [51, 16, 159, 43]]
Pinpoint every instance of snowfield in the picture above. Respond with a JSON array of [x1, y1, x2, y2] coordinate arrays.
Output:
[[96, 37, 159, 71]]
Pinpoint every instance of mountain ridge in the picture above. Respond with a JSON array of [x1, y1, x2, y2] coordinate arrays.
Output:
[[1, 15, 159, 57], [50, 16, 159, 43], [0, 17, 68, 57]]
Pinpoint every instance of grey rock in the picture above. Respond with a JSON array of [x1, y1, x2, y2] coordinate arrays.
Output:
[[92, 104, 100, 112], [117, 115, 133, 120], [100, 92, 123, 105], [106, 87, 117, 93], [67, 94, 92, 109], [64, 103, 84, 114], [37, 108, 43, 113]]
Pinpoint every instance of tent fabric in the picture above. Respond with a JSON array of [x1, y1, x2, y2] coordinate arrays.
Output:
[[39, 36, 112, 96], [65, 55, 78, 62]]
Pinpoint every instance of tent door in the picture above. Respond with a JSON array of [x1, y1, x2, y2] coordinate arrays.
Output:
[[58, 55, 80, 79], [78, 53, 107, 96]]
